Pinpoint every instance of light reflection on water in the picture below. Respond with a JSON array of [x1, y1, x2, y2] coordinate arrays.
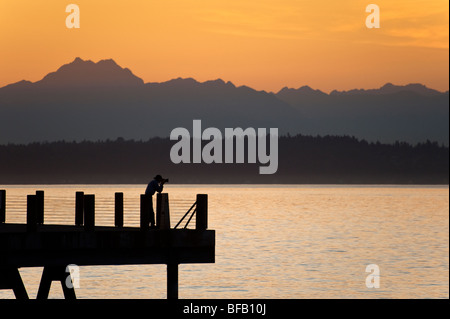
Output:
[[0, 185, 448, 299]]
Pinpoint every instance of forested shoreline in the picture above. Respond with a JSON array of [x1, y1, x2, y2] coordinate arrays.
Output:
[[0, 135, 448, 184]]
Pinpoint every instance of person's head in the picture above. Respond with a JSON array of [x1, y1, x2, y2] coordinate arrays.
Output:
[[154, 174, 164, 182]]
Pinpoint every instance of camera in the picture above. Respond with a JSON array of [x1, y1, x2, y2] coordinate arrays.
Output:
[[163, 178, 169, 184]]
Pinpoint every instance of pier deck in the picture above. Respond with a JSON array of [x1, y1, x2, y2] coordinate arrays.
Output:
[[0, 224, 215, 267], [0, 190, 215, 299]]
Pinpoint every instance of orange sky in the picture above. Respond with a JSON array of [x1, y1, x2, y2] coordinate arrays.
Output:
[[0, 0, 448, 93]]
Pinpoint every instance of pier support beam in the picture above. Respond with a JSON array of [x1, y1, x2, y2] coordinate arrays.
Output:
[[0, 267, 29, 300], [167, 263, 179, 300], [37, 266, 76, 300]]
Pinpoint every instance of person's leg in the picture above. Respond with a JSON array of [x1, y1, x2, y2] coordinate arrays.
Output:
[[150, 195, 156, 228]]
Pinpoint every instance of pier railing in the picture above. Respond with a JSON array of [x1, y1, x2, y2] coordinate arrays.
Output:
[[173, 194, 208, 230], [0, 189, 208, 231]]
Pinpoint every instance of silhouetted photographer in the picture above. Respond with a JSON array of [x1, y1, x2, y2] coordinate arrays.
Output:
[[145, 174, 168, 228]]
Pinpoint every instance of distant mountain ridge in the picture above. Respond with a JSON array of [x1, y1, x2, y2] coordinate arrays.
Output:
[[5, 57, 447, 94], [277, 83, 446, 97], [0, 58, 448, 145], [329, 82, 444, 96], [37, 57, 144, 88]]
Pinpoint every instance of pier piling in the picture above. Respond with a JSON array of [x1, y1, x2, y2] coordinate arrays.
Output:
[[140, 194, 152, 230], [115, 192, 124, 228], [84, 195, 95, 231], [157, 193, 170, 230], [37, 266, 76, 300], [0, 267, 29, 300], [75, 191, 84, 226], [196, 194, 208, 230], [0, 190, 5, 223], [36, 190, 44, 225], [27, 195, 38, 232], [167, 263, 179, 300]]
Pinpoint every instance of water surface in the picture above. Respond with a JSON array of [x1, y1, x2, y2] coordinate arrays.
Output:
[[0, 185, 448, 299]]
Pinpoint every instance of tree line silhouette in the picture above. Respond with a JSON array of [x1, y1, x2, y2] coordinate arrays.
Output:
[[0, 135, 448, 184]]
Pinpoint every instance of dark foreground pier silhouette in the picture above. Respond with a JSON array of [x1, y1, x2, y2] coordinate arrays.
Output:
[[0, 190, 215, 299]]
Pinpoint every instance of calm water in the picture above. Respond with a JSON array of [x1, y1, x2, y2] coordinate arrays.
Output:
[[0, 185, 448, 299]]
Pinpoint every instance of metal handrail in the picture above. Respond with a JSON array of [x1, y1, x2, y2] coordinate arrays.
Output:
[[174, 201, 197, 229]]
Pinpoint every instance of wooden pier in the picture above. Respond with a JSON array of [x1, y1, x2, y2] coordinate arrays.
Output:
[[0, 190, 215, 299]]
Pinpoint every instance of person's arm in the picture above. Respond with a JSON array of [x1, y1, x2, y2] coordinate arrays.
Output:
[[156, 183, 164, 193], [146, 180, 158, 196]]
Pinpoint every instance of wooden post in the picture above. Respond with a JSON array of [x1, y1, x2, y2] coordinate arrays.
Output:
[[84, 195, 95, 231], [196, 194, 208, 230], [75, 192, 84, 226], [115, 192, 124, 228], [140, 194, 151, 231], [27, 195, 38, 232], [167, 263, 179, 300], [36, 190, 44, 225], [0, 190, 5, 223], [156, 193, 162, 228], [157, 193, 170, 230]]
